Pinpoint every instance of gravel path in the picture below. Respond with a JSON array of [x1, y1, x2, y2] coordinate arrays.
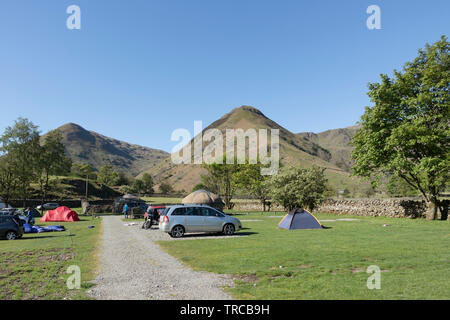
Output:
[[87, 216, 233, 300]]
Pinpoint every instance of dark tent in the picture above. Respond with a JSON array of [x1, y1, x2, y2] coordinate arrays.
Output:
[[278, 208, 323, 230]]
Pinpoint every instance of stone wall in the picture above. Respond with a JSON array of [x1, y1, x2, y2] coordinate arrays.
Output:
[[315, 198, 428, 218], [233, 201, 284, 212], [232, 198, 436, 219], [81, 199, 115, 214]]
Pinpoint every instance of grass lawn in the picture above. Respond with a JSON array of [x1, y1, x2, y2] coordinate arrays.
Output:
[[158, 212, 450, 299], [0, 216, 102, 300]]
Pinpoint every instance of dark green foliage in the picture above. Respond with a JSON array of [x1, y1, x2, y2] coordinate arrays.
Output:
[[140, 173, 154, 195], [201, 156, 241, 209], [234, 161, 271, 211], [352, 36, 449, 219], [35, 130, 72, 202], [97, 165, 120, 187], [386, 175, 419, 197], [159, 182, 174, 194], [269, 166, 328, 211], [0, 118, 40, 205], [192, 183, 208, 192]]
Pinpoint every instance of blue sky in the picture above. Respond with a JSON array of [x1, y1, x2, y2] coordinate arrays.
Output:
[[0, 0, 448, 152]]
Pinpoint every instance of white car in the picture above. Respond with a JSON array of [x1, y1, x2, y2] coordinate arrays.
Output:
[[159, 204, 242, 238]]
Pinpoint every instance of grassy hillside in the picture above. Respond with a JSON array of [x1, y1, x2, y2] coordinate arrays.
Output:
[[144, 106, 370, 194], [48, 123, 169, 176], [28, 176, 121, 200], [297, 126, 361, 171]]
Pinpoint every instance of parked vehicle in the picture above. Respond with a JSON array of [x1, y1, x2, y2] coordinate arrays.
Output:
[[37, 203, 60, 211], [159, 204, 242, 238], [0, 215, 24, 240], [143, 206, 166, 229], [0, 208, 17, 216], [0, 198, 11, 210]]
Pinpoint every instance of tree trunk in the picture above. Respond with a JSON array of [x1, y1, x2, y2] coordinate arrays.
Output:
[[426, 196, 438, 220], [438, 200, 448, 221]]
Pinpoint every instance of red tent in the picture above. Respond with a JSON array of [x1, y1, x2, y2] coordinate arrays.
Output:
[[40, 206, 80, 222]]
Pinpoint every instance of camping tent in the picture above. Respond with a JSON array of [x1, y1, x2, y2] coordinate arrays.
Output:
[[278, 208, 323, 230], [182, 189, 224, 210], [40, 206, 80, 222]]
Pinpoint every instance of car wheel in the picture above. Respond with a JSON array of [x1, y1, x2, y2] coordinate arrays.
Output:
[[171, 225, 185, 238], [5, 231, 17, 240], [223, 223, 235, 235]]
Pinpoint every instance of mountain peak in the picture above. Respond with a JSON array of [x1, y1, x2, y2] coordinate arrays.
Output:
[[57, 122, 88, 133], [230, 105, 267, 118]]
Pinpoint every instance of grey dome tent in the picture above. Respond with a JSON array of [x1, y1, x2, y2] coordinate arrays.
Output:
[[278, 208, 323, 230]]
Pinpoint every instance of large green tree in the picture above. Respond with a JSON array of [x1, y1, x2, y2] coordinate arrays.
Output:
[[0, 155, 19, 206], [0, 118, 40, 206], [234, 161, 271, 211], [159, 182, 174, 194], [270, 166, 328, 211], [351, 36, 449, 220], [35, 130, 72, 203], [201, 156, 241, 209], [140, 173, 154, 195], [132, 179, 145, 196], [97, 165, 120, 187], [71, 163, 95, 199]]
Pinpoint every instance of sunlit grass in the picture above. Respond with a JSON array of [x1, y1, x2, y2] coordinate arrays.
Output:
[[0, 217, 102, 300], [158, 213, 450, 299]]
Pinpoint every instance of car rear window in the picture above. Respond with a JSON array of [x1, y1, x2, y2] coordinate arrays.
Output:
[[160, 207, 170, 216], [171, 207, 186, 216]]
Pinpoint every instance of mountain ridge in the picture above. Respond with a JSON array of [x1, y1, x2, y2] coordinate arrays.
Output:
[[49, 123, 169, 176], [144, 106, 365, 192], [50, 106, 365, 194]]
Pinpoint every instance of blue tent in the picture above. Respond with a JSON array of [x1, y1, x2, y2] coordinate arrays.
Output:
[[278, 208, 323, 230]]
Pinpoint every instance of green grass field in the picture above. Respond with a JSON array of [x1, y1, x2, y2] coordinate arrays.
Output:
[[158, 213, 450, 299], [0, 216, 101, 300]]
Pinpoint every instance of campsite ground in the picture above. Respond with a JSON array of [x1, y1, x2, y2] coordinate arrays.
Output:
[[0, 217, 101, 300], [1, 210, 449, 300], [158, 212, 450, 299]]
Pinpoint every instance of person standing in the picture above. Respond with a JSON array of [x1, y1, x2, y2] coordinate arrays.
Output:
[[123, 203, 129, 219], [26, 207, 34, 225]]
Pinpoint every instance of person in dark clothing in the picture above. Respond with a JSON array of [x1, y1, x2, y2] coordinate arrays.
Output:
[[26, 207, 34, 225]]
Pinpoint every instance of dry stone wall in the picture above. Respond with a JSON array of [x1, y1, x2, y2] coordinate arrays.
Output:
[[315, 198, 428, 218], [233, 198, 431, 219]]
